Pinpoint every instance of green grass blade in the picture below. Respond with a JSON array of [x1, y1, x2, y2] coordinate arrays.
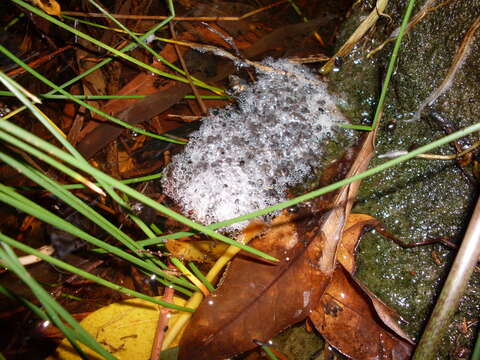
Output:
[[0, 69, 176, 243], [10, 0, 223, 94], [0, 232, 194, 312], [12, 172, 162, 191], [0, 46, 186, 145], [0, 71, 81, 159], [0, 120, 278, 262], [139, 120, 480, 246], [0, 284, 49, 320], [0, 90, 228, 101], [0, 184, 195, 290], [340, 0, 416, 131], [5, 105, 480, 261], [0, 150, 152, 256], [188, 262, 215, 293], [0, 71, 125, 209], [60, 13, 223, 94], [0, 243, 116, 359], [261, 345, 280, 360]]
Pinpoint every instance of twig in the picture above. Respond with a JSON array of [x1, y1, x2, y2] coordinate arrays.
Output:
[[287, 54, 329, 63], [287, 0, 326, 46], [61, 0, 288, 22], [169, 22, 207, 115], [150, 285, 175, 360], [378, 139, 480, 160], [375, 225, 456, 249], [407, 15, 480, 122], [6, 45, 72, 77], [50, 259, 104, 298], [413, 195, 480, 359], [201, 22, 241, 57], [320, 0, 389, 73], [166, 114, 202, 122], [165, 39, 326, 84], [367, 0, 455, 58], [0, 245, 55, 267]]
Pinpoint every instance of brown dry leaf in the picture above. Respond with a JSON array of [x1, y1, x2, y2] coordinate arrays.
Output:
[[310, 265, 413, 360], [310, 131, 413, 359], [318, 131, 376, 274], [349, 276, 414, 345], [117, 149, 136, 175], [166, 239, 229, 264], [74, 38, 107, 119], [337, 213, 379, 273], [31, 0, 61, 16], [178, 210, 332, 360], [335, 215, 414, 347], [177, 210, 412, 360]]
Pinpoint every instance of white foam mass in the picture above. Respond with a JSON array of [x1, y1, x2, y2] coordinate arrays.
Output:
[[162, 58, 347, 233]]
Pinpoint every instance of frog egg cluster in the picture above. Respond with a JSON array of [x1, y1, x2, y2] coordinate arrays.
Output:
[[162, 58, 347, 233]]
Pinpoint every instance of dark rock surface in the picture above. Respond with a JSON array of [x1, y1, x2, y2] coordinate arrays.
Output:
[[329, 0, 480, 357]]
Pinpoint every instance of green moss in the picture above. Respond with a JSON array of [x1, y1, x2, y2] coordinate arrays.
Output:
[[272, 323, 325, 359]]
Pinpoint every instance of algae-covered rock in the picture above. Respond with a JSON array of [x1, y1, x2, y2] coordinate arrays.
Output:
[[330, 0, 480, 358]]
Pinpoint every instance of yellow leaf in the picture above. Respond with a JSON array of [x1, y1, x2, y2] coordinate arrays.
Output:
[[166, 239, 228, 264], [48, 296, 186, 360], [31, 0, 61, 16]]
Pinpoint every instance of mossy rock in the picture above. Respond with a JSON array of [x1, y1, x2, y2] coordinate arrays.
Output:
[[328, 0, 480, 358]]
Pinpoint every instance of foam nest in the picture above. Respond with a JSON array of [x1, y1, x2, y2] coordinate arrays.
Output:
[[162, 58, 348, 234]]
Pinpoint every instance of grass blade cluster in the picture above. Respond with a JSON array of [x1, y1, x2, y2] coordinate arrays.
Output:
[[0, 80, 276, 262], [0, 232, 194, 312], [0, 45, 186, 145], [0, 243, 115, 359], [9, 0, 223, 95]]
